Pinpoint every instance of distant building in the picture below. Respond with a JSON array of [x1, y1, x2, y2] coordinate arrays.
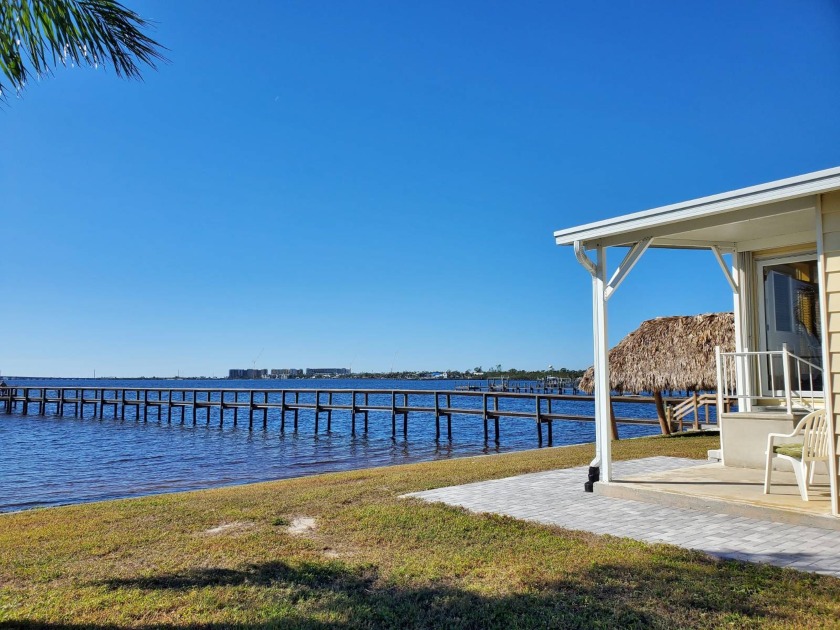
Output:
[[270, 368, 303, 379], [228, 368, 268, 379], [305, 368, 350, 377]]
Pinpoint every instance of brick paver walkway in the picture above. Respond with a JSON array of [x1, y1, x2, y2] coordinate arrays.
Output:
[[406, 456, 840, 576]]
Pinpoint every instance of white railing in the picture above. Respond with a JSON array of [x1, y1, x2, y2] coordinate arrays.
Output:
[[715, 344, 824, 415], [672, 393, 720, 429]]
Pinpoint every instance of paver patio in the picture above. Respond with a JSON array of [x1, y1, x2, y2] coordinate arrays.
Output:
[[405, 456, 840, 577]]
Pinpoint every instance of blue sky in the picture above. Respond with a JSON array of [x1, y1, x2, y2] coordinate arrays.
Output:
[[3, 0, 840, 377]]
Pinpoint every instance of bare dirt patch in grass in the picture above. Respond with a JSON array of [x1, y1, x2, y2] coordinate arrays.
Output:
[[201, 520, 256, 536], [287, 516, 317, 536]]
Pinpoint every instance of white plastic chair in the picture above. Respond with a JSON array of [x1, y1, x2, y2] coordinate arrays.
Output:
[[764, 409, 829, 501]]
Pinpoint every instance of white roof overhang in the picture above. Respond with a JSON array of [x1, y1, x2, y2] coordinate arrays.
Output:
[[554, 166, 840, 252]]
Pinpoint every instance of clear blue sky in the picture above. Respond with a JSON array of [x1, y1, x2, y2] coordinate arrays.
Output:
[[3, 0, 840, 377]]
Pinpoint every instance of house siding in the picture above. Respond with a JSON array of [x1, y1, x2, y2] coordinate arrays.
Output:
[[821, 191, 840, 515]]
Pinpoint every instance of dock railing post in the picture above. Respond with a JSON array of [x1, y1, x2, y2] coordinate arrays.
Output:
[[327, 391, 333, 431], [482, 393, 488, 442], [280, 390, 286, 433], [434, 393, 440, 440], [249, 390, 254, 426], [493, 394, 500, 443], [391, 391, 396, 437], [264, 391, 269, 429]]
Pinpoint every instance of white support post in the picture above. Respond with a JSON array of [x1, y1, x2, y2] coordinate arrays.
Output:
[[588, 250, 601, 470], [576, 239, 635, 483], [731, 252, 751, 412], [594, 246, 612, 482], [577, 240, 601, 470]]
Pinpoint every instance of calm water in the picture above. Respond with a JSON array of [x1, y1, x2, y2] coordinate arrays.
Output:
[[0, 378, 663, 512]]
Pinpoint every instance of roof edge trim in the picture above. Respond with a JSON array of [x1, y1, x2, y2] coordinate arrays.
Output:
[[554, 166, 840, 246]]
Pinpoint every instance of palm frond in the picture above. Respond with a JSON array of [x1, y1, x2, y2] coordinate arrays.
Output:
[[0, 0, 167, 96]]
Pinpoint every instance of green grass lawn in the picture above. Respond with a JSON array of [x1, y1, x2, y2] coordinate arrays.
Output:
[[1, 433, 838, 629]]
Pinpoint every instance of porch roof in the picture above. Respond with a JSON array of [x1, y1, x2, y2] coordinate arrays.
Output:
[[554, 166, 840, 252]]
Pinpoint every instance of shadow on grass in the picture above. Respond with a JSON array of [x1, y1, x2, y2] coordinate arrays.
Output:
[[100, 560, 366, 591], [1, 555, 800, 629]]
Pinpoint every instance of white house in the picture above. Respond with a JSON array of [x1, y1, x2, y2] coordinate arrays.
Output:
[[555, 166, 840, 518]]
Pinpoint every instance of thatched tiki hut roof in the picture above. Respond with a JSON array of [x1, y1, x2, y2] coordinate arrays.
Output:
[[579, 312, 735, 434], [579, 312, 735, 394]]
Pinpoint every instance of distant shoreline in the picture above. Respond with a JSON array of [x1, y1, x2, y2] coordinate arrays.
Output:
[[1, 372, 585, 382]]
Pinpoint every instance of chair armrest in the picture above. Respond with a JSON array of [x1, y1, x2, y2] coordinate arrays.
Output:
[[766, 431, 796, 453], [766, 430, 799, 441]]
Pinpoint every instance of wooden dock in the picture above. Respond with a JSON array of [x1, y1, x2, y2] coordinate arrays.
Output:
[[455, 378, 578, 394], [0, 386, 674, 446]]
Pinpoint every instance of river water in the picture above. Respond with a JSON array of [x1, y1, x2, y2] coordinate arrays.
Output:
[[0, 378, 664, 512]]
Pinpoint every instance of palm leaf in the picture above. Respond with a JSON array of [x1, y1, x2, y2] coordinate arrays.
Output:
[[0, 0, 167, 97]]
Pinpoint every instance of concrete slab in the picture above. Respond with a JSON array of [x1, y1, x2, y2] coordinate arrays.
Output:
[[405, 457, 840, 577], [595, 461, 838, 530]]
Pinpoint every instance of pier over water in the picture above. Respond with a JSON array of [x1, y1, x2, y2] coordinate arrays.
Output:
[[0, 378, 674, 512], [1, 385, 670, 446]]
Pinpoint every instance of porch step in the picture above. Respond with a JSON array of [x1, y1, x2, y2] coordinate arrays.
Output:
[[594, 480, 840, 531]]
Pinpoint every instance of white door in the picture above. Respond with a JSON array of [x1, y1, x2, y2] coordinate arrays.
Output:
[[756, 254, 823, 396]]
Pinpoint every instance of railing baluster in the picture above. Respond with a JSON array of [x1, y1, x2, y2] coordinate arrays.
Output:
[[781, 344, 792, 414]]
